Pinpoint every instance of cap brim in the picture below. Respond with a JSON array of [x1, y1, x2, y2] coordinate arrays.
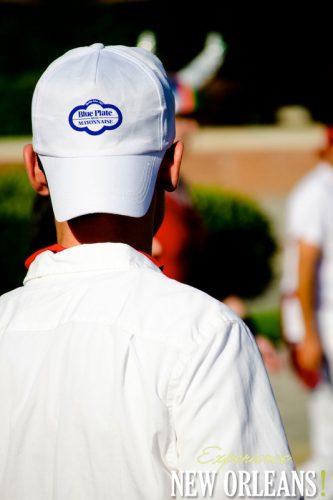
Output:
[[40, 152, 164, 222]]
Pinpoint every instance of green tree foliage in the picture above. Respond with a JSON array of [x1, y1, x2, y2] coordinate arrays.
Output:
[[190, 186, 277, 299]]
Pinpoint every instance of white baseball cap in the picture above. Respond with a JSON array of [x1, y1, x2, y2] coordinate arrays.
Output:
[[32, 43, 176, 222]]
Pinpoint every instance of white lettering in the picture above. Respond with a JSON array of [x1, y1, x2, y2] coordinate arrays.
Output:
[[250, 471, 264, 497], [263, 470, 276, 496], [171, 471, 184, 497], [290, 470, 305, 496], [171, 471, 218, 497], [276, 471, 291, 496], [171, 469, 319, 497], [184, 471, 197, 497], [198, 472, 217, 497], [224, 471, 238, 496], [238, 470, 252, 497], [305, 471, 317, 497]]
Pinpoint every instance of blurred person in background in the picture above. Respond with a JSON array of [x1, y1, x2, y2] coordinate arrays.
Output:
[[152, 117, 207, 283], [152, 177, 207, 283], [281, 126, 333, 498], [138, 31, 225, 284]]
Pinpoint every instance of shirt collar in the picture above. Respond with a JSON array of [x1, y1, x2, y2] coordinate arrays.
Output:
[[24, 243, 163, 284], [25, 244, 66, 269]]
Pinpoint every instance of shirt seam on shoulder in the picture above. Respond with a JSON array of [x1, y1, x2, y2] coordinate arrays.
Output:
[[163, 315, 238, 465], [165, 315, 238, 408]]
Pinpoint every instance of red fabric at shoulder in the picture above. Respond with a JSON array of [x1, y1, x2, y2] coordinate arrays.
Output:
[[25, 244, 66, 269], [138, 251, 164, 271]]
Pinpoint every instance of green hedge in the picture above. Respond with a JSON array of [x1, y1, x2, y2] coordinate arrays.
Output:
[[190, 186, 277, 299], [0, 170, 35, 294]]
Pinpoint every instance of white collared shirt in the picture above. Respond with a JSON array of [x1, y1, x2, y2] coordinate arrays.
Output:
[[0, 243, 297, 499]]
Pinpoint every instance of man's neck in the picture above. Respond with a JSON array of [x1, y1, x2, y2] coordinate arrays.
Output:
[[55, 214, 153, 254]]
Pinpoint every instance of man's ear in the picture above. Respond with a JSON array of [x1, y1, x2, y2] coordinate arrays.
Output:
[[23, 144, 49, 196], [158, 141, 183, 192]]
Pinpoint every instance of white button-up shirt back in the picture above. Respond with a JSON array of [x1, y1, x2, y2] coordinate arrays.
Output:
[[0, 243, 295, 499]]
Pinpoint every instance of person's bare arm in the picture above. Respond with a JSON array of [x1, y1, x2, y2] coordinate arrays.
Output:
[[293, 240, 322, 373]]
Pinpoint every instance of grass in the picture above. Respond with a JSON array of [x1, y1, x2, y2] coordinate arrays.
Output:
[[249, 308, 282, 345]]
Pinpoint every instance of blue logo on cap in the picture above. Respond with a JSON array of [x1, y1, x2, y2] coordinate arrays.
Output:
[[68, 99, 122, 135]]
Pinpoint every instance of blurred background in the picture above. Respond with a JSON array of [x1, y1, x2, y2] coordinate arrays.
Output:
[[1, 0, 333, 130], [1, 0, 332, 468]]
